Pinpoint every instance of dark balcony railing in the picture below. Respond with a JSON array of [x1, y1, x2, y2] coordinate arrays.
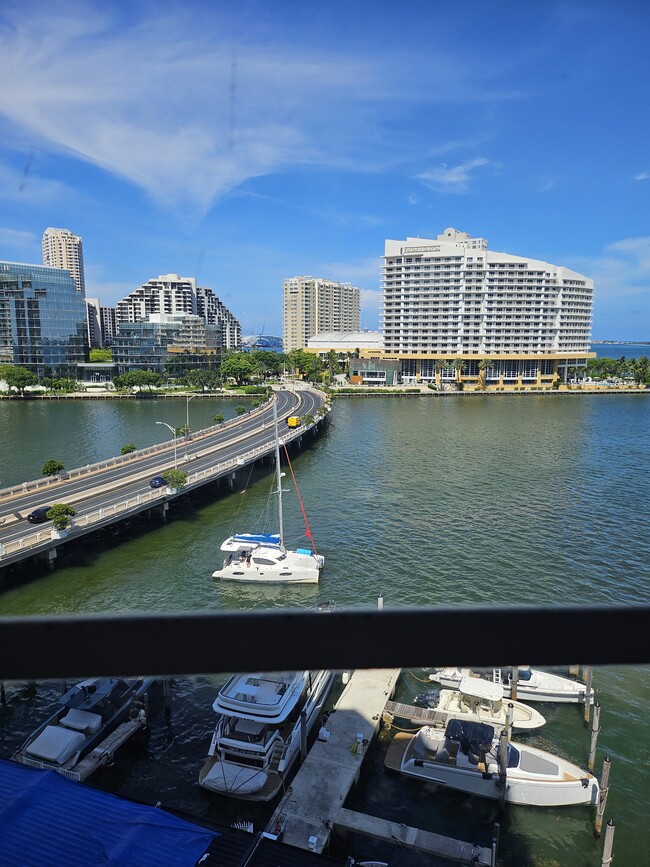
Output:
[[0, 604, 647, 681]]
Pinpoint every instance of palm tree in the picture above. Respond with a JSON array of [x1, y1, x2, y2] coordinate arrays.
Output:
[[453, 358, 467, 384], [434, 359, 447, 389], [477, 359, 494, 388]]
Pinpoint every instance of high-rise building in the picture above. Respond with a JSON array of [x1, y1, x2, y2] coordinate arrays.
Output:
[[100, 306, 117, 346], [42, 227, 86, 296], [86, 298, 102, 348], [381, 228, 594, 384], [116, 274, 241, 350], [0, 261, 88, 377], [283, 277, 361, 351], [112, 314, 221, 374]]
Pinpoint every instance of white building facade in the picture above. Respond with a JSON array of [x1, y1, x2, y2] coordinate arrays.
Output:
[[381, 228, 594, 385], [42, 227, 86, 296], [116, 274, 241, 350], [283, 277, 361, 351]]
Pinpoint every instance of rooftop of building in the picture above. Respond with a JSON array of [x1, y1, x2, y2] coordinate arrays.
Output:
[[307, 331, 383, 349]]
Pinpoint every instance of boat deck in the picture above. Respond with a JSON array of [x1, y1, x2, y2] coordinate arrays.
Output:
[[16, 716, 146, 782]]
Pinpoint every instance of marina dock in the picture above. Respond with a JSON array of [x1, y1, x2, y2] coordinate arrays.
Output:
[[267, 668, 400, 853], [267, 669, 494, 864]]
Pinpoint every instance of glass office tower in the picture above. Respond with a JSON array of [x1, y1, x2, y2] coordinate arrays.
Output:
[[0, 262, 88, 378]]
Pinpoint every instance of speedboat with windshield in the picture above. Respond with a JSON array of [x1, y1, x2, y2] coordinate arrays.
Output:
[[385, 718, 599, 807], [199, 669, 334, 801]]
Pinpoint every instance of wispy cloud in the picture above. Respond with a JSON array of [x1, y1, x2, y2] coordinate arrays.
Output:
[[635, 171, 650, 181], [416, 158, 497, 193], [573, 236, 650, 300], [319, 257, 381, 289], [0, 226, 38, 251], [536, 176, 557, 193], [0, 3, 522, 218], [0, 160, 70, 206]]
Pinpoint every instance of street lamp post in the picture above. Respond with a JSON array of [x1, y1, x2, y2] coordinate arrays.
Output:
[[155, 421, 177, 469], [185, 394, 196, 460]]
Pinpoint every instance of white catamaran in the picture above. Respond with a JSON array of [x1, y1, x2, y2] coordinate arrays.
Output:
[[212, 398, 324, 584]]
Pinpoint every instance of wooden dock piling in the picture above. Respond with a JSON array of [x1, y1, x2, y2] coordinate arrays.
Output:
[[588, 701, 601, 771], [595, 755, 611, 837], [498, 728, 508, 810], [583, 666, 593, 726], [510, 667, 518, 701], [600, 820, 615, 866]]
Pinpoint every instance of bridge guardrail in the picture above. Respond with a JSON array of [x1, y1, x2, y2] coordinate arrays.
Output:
[[0, 395, 274, 499], [0, 415, 326, 561]]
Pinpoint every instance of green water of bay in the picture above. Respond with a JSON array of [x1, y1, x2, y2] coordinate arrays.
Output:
[[0, 394, 648, 865]]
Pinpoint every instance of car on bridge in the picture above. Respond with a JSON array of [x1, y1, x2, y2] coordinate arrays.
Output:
[[27, 506, 52, 523], [149, 476, 167, 489]]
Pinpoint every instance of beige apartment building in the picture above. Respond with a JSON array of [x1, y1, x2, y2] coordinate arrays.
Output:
[[42, 227, 86, 296], [283, 277, 361, 351]]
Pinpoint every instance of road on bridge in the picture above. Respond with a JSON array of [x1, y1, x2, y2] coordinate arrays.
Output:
[[0, 387, 327, 569]]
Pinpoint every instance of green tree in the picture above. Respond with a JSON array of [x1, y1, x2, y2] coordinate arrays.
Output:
[[477, 359, 495, 388], [0, 364, 38, 396], [220, 353, 255, 385], [113, 370, 162, 392], [325, 350, 340, 377], [46, 503, 77, 531], [212, 413, 225, 424], [162, 468, 188, 490], [174, 425, 190, 437], [120, 443, 137, 455], [42, 459, 65, 477], [286, 349, 323, 382], [89, 348, 112, 362], [453, 358, 467, 383], [629, 356, 649, 386], [251, 350, 284, 378], [235, 405, 246, 415], [186, 369, 221, 391]]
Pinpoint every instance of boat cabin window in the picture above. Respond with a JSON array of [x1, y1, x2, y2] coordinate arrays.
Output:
[[253, 558, 276, 566]]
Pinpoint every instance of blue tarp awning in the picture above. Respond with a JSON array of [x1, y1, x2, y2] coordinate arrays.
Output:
[[0, 759, 217, 866]]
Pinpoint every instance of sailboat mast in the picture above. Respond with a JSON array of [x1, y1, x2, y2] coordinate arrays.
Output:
[[273, 397, 284, 547]]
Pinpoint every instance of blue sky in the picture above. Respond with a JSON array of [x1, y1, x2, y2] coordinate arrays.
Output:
[[0, 0, 648, 340]]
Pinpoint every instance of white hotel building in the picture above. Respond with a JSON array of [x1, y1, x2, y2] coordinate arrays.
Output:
[[380, 228, 594, 386]]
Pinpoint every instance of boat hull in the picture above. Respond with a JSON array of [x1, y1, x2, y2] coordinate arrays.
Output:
[[212, 566, 320, 584], [385, 729, 599, 808], [430, 668, 589, 704]]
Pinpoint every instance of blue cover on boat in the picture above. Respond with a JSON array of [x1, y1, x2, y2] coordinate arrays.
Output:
[[0, 759, 217, 866], [233, 533, 281, 545]]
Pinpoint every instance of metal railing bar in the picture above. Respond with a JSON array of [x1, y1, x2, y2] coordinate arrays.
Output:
[[0, 604, 647, 681]]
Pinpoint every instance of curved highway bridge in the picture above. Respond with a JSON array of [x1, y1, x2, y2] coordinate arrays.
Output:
[[0, 387, 329, 573]]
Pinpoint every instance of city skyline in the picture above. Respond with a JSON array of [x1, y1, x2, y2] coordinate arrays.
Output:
[[0, 1, 648, 340]]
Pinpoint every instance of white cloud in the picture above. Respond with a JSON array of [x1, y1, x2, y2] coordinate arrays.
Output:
[[0, 227, 38, 251], [416, 158, 496, 193], [634, 171, 650, 181], [0, 159, 71, 206], [536, 176, 557, 192], [573, 237, 650, 300], [319, 257, 381, 288], [0, 3, 522, 217]]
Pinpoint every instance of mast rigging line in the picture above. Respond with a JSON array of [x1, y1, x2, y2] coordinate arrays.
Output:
[[281, 440, 318, 555]]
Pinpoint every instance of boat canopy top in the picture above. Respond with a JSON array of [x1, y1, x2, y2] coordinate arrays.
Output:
[[220, 533, 282, 552], [444, 719, 495, 749], [458, 677, 502, 702]]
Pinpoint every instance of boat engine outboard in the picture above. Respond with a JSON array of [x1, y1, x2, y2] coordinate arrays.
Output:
[[413, 690, 440, 709]]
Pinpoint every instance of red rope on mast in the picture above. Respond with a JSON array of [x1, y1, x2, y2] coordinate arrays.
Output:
[[281, 441, 318, 554]]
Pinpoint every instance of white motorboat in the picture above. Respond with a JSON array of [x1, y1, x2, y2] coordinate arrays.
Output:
[[212, 399, 324, 584], [413, 677, 546, 730], [428, 667, 592, 704], [199, 669, 334, 800], [385, 718, 599, 807], [12, 677, 152, 781]]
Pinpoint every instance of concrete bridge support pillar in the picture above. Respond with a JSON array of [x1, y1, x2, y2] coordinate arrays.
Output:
[[228, 473, 236, 491], [159, 501, 169, 522]]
